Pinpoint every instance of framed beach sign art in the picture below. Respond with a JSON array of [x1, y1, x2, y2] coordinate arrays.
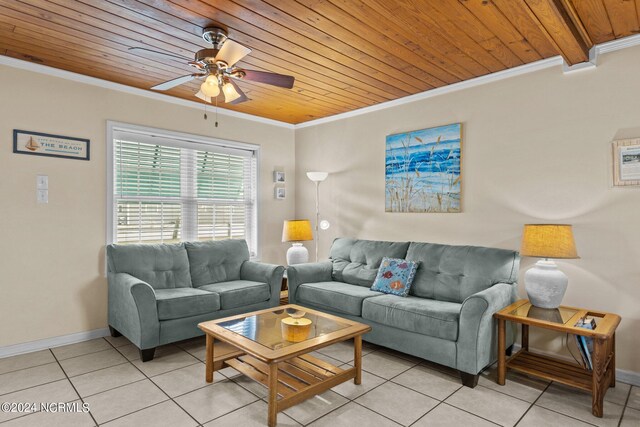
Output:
[[385, 123, 462, 213], [13, 129, 90, 161]]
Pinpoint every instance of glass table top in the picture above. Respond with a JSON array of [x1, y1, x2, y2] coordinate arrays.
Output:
[[509, 302, 578, 324], [217, 307, 351, 350]]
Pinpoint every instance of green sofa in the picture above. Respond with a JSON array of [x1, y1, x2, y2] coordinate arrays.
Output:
[[287, 238, 519, 387], [106, 239, 284, 361]]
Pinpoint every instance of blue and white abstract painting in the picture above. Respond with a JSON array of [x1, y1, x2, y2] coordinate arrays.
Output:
[[385, 123, 461, 213]]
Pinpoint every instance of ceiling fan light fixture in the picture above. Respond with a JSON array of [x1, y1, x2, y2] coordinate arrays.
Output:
[[201, 75, 220, 97], [195, 90, 211, 103], [222, 81, 241, 102]]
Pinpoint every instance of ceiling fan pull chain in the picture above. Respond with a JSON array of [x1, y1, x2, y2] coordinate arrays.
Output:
[[204, 103, 208, 120], [215, 96, 219, 128]]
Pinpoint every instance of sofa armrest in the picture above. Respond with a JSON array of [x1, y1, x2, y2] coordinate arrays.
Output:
[[286, 262, 333, 304], [108, 273, 159, 350], [240, 261, 285, 306], [456, 282, 518, 375]]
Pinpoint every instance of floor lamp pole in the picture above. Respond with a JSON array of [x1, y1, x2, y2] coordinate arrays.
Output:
[[314, 180, 320, 262]]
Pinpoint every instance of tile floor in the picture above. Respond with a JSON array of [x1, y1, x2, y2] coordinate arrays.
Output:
[[0, 336, 637, 426]]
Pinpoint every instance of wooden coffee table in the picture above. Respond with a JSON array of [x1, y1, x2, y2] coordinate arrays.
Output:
[[198, 304, 371, 427], [495, 300, 620, 418]]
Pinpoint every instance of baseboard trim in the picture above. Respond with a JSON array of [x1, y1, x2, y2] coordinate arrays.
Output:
[[512, 344, 640, 387], [0, 328, 110, 359]]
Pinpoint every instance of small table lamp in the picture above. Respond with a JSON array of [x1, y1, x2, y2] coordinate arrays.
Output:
[[520, 224, 579, 309], [282, 220, 313, 265]]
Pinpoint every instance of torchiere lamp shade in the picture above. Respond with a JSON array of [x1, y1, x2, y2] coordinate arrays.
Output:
[[520, 224, 579, 259], [282, 220, 313, 242]]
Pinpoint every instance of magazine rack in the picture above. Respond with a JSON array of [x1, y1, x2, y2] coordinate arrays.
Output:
[[494, 299, 620, 418]]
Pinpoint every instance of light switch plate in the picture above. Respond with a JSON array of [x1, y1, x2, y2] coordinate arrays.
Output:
[[37, 175, 48, 190], [37, 189, 48, 204]]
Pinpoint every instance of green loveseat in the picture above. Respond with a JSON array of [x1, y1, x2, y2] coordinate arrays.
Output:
[[287, 238, 519, 387], [106, 239, 284, 361]]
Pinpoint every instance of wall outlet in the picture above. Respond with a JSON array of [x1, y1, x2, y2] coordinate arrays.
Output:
[[37, 175, 48, 190], [37, 189, 48, 204]]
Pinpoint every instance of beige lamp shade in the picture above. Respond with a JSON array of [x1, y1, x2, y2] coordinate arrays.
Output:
[[520, 224, 579, 259], [282, 220, 313, 242]]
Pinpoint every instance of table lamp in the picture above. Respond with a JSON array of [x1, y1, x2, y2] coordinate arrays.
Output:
[[520, 224, 579, 309], [282, 219, 313, 265]]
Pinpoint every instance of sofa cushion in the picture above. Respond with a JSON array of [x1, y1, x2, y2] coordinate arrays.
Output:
[[406, 243, 519, 303], [155, 288, 220, 320], [199, 280, 270, 309], [296, 281, 384, 316], [330, 238, 410, 287], [371, 257, 419, 297], [185, 240, 250, 287], [107, 243, 192, 289], [362, 295, 461, 341]]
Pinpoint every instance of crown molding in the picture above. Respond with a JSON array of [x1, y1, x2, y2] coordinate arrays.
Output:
[[295, 34, 640, 130], [0, 55, 295, 130]]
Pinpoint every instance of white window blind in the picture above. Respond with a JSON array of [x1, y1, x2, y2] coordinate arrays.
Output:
[[110, 128, 257, 256]]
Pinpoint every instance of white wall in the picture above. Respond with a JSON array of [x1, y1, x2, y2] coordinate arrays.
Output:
[[0, 65, 295, 347], [294, 46, 640, 373]]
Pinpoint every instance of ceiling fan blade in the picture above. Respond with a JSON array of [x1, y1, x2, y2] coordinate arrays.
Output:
[[215, 39, 251, 67], [128, 47, 191, 62], [240, 69, 295, 89], [225, 79, 249, 104], [151, 74, 204, 91]]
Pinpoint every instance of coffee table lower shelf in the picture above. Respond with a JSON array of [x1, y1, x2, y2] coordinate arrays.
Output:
[[226, 353, 356, 412], [507, 350, 594, 391]]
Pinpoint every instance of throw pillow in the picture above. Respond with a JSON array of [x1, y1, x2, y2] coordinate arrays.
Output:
[[371, 257, 419, 297]]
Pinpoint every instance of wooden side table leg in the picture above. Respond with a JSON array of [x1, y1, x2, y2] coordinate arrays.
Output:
[[498, 318, 506, 385], [268, 362, 278, 427], [205, 334, 214, 383], [522, 324, 529, 351], [354, 336, 362, 385], [592, 337, 606, 418], [610, 333, 616, 388]]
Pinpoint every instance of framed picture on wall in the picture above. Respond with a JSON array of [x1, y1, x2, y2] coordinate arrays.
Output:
[[274, 171, 286, 183], [275, 187, 286, 199], [612, 138, 640, 187]]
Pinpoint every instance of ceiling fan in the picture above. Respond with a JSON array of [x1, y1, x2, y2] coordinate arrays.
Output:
[[130, 27, 295, 105]]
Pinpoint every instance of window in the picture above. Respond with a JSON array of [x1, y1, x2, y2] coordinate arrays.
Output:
[[107, 122, 258, 257]]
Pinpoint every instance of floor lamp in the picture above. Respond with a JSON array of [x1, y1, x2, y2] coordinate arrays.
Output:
[[306, 171, 329, 262]]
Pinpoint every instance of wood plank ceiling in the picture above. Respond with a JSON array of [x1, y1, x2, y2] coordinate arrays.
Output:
[[0, 1, 638, 124]]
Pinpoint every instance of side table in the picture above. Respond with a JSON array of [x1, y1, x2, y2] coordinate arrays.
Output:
[[494, 299, 620, 418]]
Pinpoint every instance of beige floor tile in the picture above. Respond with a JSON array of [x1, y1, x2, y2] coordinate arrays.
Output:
[[218, 366, 242, 378], [283, 390, 348, 425], [113, 344, 140, 361], [308, 351, 344, 366], [392, 364, 462, 400], [620, 407, 640, 427], [316, 341, 357, 363], [603, 382, 631, 406], [83, 379, 168, 424], [70, 363, 145, 397], [445, 385, 530, 426], [59, 349, 128, 378], [232, 374, 269, 399], [175, 338, 207, 361], [153, 363, 224, 398], [627, 386, 640, 410], [307, 402, 399, 427], [419, 360, 460, 378], [175, 380, 258, 424], [535, 383, 624, 427], [378, 348, 423, 364], [412, 403, 497, 427], [102, 401, 197, 427], [51, 339, 112, 361], [355, 381, 438, 426], [332, 364, 386, 399], [360, 351, 416, 380], [517, 406, 595, 427], [131, 349, 199, 377], [0, 362, 65, 396], [0, 380, 79, 423], [116, 343, 182, 361], [104, 335, 132, 348], [0, 351, 56, 375], [478, 366, 548, 403], [1, 400, 95, 427], [204, 400, 301, 427]]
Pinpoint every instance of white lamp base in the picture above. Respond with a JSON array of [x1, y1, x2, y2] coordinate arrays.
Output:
[[286, 243, 309, 265], [525, 259, 568, 309]]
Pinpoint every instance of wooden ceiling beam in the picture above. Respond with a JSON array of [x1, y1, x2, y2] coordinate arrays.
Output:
[[521, 0, 594, 65], [568, 0, 615, 44]]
